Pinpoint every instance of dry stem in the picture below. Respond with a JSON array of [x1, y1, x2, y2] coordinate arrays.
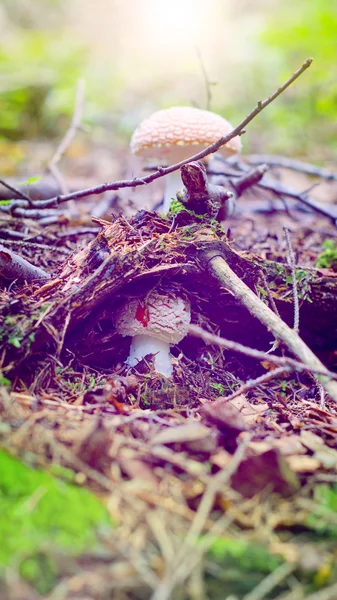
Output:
[[47, 78, 86, 195], [203, 255, 337, 402], [188, 325, 337, 382], [283, 227, 300, 331], [5, 58, 312, 212]]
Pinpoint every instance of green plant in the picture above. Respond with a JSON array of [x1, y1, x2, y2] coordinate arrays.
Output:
[[316, 240, 337, 269], [210, 382, 226, 395], [0, 30, 86, 139], [0, 450, 112, 592]]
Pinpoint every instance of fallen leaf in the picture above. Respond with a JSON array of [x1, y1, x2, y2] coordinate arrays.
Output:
[[230, 449, 300, 498], [300, 430, 337, 469], [199, 398, 247, 435], [118, 450, 159, 489], [210, 450, 232, 469], [249, 435, 307, 457], [300, 430, 326, 451], [150, 422, 218, 454], [150, 422, 212, 446], [229, 395, 268, 426], [286, 455, 321, 473]]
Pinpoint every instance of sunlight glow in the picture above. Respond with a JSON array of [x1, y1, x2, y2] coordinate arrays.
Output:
[[142, 0, 209, 55]]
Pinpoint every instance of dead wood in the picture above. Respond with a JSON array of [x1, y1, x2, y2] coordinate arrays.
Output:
[[1, 208, 336, 392], [0, 243, 50, 282]]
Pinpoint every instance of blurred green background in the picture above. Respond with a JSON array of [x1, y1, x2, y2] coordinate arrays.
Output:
[[0, 0, 336, 161]]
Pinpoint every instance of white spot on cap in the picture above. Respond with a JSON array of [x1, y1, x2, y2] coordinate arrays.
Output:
[[130, 106, 242, 163]]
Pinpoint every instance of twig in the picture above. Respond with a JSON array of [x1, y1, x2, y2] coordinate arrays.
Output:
[[259, 269, 280, 318], [308, 371, 326, 410], [317, 379, 326, 410], [232, 164, 269, 196], [246, 154, 337, 182], [150, 435, 251, 600], [258, 178, 337, 222], [242, 562, 295, 600], [302, 582, 337, 600], [0, 244, 50, 282], [5, 58, 313, 211], [0, 178, 32, 203], [47, 78, 86, 195], [201, 254, 337, 401], [213, 158, 337, 223], [283, 227, 300, 331], [188, 325, 337, 381], [0, 239, 71, 255], [195, 47, 216, 110], [221, 366, 289, 403]]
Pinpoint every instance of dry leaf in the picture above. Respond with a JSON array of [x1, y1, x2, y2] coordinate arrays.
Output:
[[150, 422, 218, 454], [229, 395, 268, 426], [249, 435, 307, 457], [300, 430, 326, 451], [230, 449, 300, 498], [150, 422, 212, 446], [210, 450, 232, 469], [199, 398, 247, 434], [118, 450, 159, 489], [286, 455, 321, 473], [300, 430, 337, 469]]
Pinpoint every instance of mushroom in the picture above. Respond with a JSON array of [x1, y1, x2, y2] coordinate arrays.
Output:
[[114, 290, 191, 377], [130, 106, 242, 212]]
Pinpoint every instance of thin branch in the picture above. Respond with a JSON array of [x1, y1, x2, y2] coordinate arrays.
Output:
[[201, 254, 337, 401], [258, 177, 337, 222], [47, 78, 86, 195], [5, 58, 313, 212], [0, 244, 50, 282], [213, 158, 337, 223], [188, 324, 337, 381], [0, 239, 71, 255], [195, 46, 216, 111], [232, 164, 269, 196], [259, 269, 280, 318], [283, 227, 300, 331], [242, 562, 295, 600], [0, 178, 32, 203], [302, 582, 337, 600], [246, 154, 337, 182], [221, 366, 289, 403], [150, 436, 251, 600]]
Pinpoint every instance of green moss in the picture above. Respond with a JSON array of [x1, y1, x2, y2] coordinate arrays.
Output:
[[168, 198, 185, 214], [316, 240, 337, 269], [0, 450, 113, 592], [206, 537, 284, 597], [209, 537, 282, 572], [305, 484, 337, 537], [210, 382, 226, 395]]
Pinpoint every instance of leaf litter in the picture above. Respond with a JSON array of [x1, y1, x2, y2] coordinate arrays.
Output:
[[1, 141, 337, 598]]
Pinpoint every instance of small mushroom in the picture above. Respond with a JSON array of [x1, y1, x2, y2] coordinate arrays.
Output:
[[130, 106, 242, 212], [114, 290, 191, 377]]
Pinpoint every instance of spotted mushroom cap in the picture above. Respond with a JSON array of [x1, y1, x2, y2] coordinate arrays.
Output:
[[114, 291, 191, 344], [130, 106, 242, 164]]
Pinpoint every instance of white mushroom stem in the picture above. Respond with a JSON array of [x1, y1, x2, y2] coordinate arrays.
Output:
[[162, 170, 182, 213], [126, 334, 173, 377]]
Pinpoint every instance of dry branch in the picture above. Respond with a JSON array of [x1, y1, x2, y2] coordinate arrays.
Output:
[[246, 154, 337, 182], [201, 254, 337, 401], [3, 58, 312, 214], [188, 325, 337, 381], [212, 158, 337, 222], [47, 78, 86, 195], [0, 244, 50, 282]]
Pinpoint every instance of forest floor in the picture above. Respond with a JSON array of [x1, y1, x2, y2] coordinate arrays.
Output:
[[1, 135, 337, 600]]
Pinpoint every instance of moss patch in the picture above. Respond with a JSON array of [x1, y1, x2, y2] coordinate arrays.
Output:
[[0, 450, 112, 592]]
